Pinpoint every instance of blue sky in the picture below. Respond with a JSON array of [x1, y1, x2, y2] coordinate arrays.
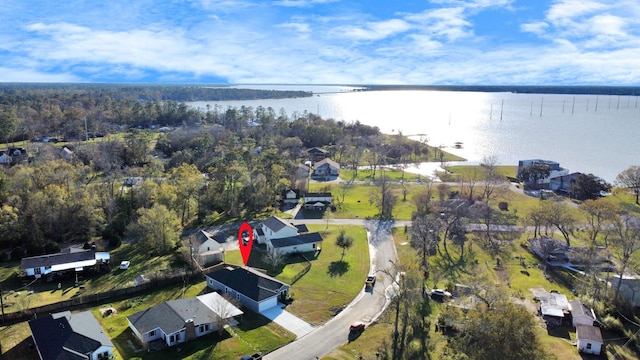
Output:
[[1, 0, 639, 84]]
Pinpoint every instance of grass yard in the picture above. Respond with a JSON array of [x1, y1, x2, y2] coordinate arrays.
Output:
[[0, 242, 185, 314], [0, 280, 295, 360], [308, 182, 428, 221], [226, 225, 369, 325], [323, 226, 595, 360]]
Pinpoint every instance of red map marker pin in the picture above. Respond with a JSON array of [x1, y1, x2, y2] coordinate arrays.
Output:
[[238, 222, 254, 266]]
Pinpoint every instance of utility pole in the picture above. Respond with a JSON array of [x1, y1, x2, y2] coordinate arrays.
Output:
[[0, 284, 5, 324]]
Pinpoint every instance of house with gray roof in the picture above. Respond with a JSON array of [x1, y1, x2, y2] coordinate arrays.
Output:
[[268, 232, 323, 256], [20, 248, 110, 279], [254, 216, 299, 245], [576, 324, 603, 355], [127, 292, 242, 348], [311, 158, 340, 178], [253, 216, 323, 255], [29, 310, 114, 360], [191, 230, 225, 266], [205, 266, 290, 313]]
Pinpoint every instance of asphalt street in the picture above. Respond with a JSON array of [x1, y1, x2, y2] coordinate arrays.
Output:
[[264, 220, 402, 360]]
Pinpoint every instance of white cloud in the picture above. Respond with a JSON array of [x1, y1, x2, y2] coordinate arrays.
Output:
[[520, 21, 549, 35], [272, 0, 339, 7], [0, 67, 80, 82], [406, 7, 472, 42], [546, 0, 608, 24], [331, 19, 412, 41]]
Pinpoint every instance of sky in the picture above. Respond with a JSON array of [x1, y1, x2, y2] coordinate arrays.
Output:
[[1, 0, 639, 85]]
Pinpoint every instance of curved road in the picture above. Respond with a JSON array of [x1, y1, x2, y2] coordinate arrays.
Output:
[[264, 219, 407, 360]]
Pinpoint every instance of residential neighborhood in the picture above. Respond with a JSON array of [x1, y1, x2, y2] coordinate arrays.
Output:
[[2, 84, 640, 360]]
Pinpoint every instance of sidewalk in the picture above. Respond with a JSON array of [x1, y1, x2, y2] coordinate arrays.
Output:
[[261, 304, 316, 338]]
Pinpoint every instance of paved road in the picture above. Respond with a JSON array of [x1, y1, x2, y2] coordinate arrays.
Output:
[[264, 220, 402, 360]]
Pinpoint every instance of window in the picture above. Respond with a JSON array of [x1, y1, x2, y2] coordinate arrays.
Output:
[[312, 243, 316, 249], [200, 325, 204, 332], [205, 324, 209, 331], [236, 293, 240, 300], [586, 343, 592, 350], [34, 267, 41, 275], [225, 287, 228, 294], [170, 335, 175, 343]]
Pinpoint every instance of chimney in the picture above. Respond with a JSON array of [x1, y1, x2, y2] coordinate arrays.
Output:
[[184, 319, 196, 341]]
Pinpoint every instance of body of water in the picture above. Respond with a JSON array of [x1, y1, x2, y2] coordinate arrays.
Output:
[[190, 86, 640, 183]]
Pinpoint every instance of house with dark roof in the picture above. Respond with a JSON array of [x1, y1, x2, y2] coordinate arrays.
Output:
[[29, 310, 114, 360], [281, 188, 302, 209], [253, 216, 323, 255], [311, 158, 340, 178], [306, 147, 328, 162], [268, 232, 323, 255], [191, 230, 225, 266], [127, 292, 242, 348], [205, 266, 290, 313], [254, 216, 299, 245], [20, 248, 110, 279], [303, 192, 333, 211]]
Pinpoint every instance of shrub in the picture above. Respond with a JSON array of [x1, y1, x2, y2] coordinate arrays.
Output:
[[602, 314, 624, 332]]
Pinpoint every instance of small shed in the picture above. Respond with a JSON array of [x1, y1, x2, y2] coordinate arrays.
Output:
[[569, 300, 596, 327], [576, 324, 603, 355]]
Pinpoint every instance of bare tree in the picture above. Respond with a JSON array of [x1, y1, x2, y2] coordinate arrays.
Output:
[[611, 214, 640, 302], [210, 293, 241, 334], [370, 175, 397, 219], [615, 166, 640, 204], [262, 249, 285, 270], [541, 201, 576, 246]]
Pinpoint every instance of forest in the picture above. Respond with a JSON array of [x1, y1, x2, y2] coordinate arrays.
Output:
[[0, 84, 429, 259]]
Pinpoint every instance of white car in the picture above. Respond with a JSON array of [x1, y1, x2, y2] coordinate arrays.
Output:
[[119, 261, 131, 270]]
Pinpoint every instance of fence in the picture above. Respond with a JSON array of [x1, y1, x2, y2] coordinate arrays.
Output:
[[1, 269, 202, 325], [289, 254, 312, 285]]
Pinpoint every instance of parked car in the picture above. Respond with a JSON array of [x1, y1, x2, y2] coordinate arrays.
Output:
[[119, 261, 131, 270], [365, 275, 376, 288], [350, 322, 365, 333]]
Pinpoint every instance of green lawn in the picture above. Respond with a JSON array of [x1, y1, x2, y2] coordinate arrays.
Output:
[[0, 242, 184, 314], [0, 280, 295, 360], [226, 225, 370, 325]]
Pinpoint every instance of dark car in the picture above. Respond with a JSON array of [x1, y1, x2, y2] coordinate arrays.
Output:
[[350, 321, 365, 332], [365, 275, 376, 288]]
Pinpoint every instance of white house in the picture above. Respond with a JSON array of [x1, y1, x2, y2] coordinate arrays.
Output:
[[281, 189, 301, 209], [569, 300, 597, 327], [205, 266, 289, 313], [576, 324, 603, 355], [303, 192, 333, 211], [268, 232, 323, 256], [127, 293, 242, 348], [254, 216, 299, 245], [20, 248, 110, 279], [191, 230, 225, 266], [29, 311, 114, 360], [517, 159, 570, 188]]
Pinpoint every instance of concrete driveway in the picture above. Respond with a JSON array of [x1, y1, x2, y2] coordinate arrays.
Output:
[[261, 304, 316, 338]]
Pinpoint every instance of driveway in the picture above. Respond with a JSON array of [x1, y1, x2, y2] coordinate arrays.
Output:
[[261, 305, 316, 338]]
